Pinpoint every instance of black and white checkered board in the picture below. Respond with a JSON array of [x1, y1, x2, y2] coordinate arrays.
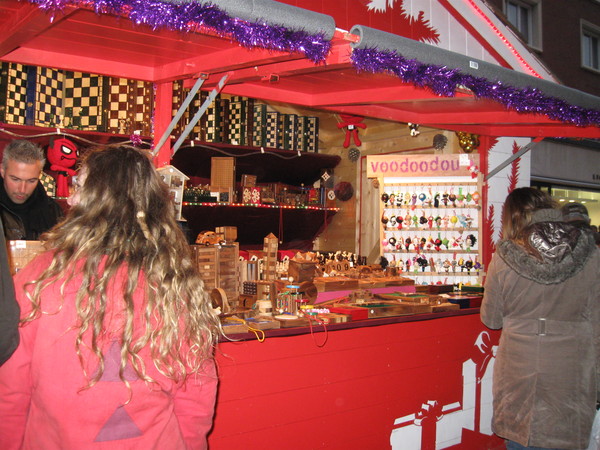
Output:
[[265, 111, 280, 148], [39, 172, 56, 198], [5, 63, 29, 125], [251, 103, 267, 147], [133, 80, 153, 136], [205, 97, 228, 143], [64, 71, 102, 131], [35, 67, 63, 127], [171, 80, 185, 138], [183, 89, 206, 142], [282, 114, 299, 151], [300, 116, 319, 153], [227, 100, 245, 145], [107, 78, 130, 133]]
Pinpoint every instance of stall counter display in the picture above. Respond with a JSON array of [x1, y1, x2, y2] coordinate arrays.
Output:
[[379, 178, 483, 286]]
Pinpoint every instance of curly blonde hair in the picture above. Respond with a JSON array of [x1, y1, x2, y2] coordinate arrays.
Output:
[[22, 145, 221, 386]]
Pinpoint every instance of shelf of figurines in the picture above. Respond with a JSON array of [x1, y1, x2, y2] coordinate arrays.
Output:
[[381, 210, 480, 230], [381, 256, 484, 286], [379, 183, 481, 210]]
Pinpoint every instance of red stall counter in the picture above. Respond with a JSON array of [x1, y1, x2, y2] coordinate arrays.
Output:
[[211, 311, 504, 449]]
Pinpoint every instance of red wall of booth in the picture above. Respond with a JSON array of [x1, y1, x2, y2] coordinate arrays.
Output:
[[210, 313, 504, 449]]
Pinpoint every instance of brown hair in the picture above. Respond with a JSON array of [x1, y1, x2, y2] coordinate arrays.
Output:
[[501, 187, 556, 242]]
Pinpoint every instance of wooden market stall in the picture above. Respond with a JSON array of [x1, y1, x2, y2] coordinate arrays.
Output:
[[0, 1, 599, 449]]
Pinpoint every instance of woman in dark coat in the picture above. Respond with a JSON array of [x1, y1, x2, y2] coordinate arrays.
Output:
[[481, 187, 600, 450]]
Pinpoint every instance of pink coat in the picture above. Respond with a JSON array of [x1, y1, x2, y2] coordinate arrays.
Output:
[[0, 251, 217, 449]]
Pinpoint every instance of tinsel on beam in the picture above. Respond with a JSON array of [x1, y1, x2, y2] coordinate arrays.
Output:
[[27, 0, 332, 63], [351, 47, 600, 127]]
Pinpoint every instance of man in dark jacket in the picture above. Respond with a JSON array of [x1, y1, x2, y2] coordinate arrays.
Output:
[[0, 140, 63, 240], [0, 218, 18, 365]]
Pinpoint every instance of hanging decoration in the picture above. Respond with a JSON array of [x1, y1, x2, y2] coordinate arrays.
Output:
[[468, 159, 479, 179], [334, 182, 354, 201], [433, 134, 447, 150], [348, 147, 361, 162], [27, 0, 332, 63], [337, 114, 366, 148], [408, 122, 420, 136], [47, 136, 79, 197], [456, 131, 480, 153], [351, 47, 600, 127]]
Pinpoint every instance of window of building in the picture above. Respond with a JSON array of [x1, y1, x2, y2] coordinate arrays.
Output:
[[504, 0, 541, 49], [582, 21, 600, 71]]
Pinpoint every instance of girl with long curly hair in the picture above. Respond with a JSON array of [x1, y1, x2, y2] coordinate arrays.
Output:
[[0, 145, 222, 449]]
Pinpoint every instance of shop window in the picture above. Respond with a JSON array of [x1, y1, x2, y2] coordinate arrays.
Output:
[[505, 0, 541, 49], [582, 21, 600, 71]]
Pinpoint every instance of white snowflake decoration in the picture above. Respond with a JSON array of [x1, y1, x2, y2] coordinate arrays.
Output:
[[366, 0, 397, 13]]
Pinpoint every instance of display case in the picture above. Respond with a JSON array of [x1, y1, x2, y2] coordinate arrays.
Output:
[[368, 154, 483, 286]]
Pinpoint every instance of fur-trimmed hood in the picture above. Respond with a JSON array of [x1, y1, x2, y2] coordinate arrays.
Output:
[[497, 208, 597, 284]]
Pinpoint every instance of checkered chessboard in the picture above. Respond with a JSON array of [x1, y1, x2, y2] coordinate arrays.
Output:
[[171, 80, 186, 138], [5, 63, 29, 125], [251, 103, 267, 147], [105, 78, 153, 135], [265, 111, 280, 148], [227, 100, 245, 145], [282, 113, 299, 151], [132, 80, 153, 136], [300, 116, 319, 153], [39, 172, 56, 198], [107, 77, 130, 133], [35, 67, 63, 127], [63, 71, 103, 131], [183, 88, 206, 142], [205, 96, 228, 143]]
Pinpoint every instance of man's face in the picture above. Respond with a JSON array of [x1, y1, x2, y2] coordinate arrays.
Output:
[[1, 159, 43, 204]]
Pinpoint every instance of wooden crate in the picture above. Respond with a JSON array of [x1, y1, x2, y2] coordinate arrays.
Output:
[[191, 243, 239, 308]]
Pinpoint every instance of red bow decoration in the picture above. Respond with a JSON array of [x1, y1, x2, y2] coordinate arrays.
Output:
[[337, 114, 366, 148]]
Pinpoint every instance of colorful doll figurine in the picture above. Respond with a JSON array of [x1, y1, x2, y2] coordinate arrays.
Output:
[[416, 255, 428, 272], [442, 191, 449, 206], [47, 137, 79, 198], [465, 234, 477, 251], [443, 259, 451, 272], [464, 258, 474, 274], [448, 189, 457, 207], [381, 212, 389, 230], [458, 214, 469, 228]]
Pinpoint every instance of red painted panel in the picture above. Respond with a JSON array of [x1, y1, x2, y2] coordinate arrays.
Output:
[[211, 314, 504, 449]]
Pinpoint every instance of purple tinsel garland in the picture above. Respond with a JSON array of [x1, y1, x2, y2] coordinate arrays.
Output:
[[26, 0, 599, 127], [27, 0, 331, 63], [351, 47, 600, 128]]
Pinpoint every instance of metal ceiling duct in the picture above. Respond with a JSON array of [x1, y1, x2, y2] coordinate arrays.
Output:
[[166, 0, 336, 40], [349, 24, 600, 111]]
